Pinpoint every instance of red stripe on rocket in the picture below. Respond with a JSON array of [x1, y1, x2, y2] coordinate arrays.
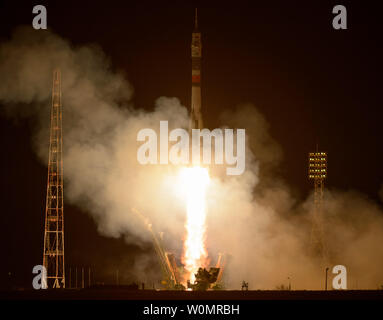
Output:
[[192, 75, 200, 83]]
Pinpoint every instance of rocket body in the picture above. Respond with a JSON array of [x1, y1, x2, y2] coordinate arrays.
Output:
[[190, 10, 203, 132]]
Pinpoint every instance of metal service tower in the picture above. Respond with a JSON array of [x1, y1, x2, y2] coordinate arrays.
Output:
[[308, 150, 327, 260], [42, 69, 65, 288]]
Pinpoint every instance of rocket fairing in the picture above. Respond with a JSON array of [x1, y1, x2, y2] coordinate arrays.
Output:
[[190, 8, 203, 132]]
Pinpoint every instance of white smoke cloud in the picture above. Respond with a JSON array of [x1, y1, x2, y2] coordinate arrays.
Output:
[[1, 26, 383, 289]]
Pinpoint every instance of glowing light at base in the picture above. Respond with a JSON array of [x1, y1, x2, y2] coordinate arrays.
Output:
[[179, 166, 210, 283]]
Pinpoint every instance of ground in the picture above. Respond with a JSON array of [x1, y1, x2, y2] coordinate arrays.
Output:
[[1, 288, 382, 300]]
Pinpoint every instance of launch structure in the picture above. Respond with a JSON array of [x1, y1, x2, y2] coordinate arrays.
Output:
[[132, 208, 183, 290], [149, 226, 183, 289], [308, 150, 327, 261], [42, 69, 65, 288], [215, 253, 227, 285], [187, 267, 220, 291]]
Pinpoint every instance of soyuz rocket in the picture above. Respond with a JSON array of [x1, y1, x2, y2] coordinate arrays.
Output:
[[190, 8, 203, 132]]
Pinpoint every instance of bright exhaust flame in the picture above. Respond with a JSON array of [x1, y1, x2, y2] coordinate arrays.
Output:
[[179, 166, 210, 283]]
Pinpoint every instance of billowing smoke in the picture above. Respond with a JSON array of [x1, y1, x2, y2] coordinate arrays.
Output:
[[1, 26, 383, 289], [208, 107, 383, 289]]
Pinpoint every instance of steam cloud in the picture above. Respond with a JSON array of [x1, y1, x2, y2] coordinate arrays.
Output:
[[1, 26, 382, 289]]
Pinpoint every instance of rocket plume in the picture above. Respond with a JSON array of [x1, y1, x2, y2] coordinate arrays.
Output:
[[179, 166, 210, 283]]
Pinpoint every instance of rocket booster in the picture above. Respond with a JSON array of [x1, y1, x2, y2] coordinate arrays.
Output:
[[190, 8, 203, 132]]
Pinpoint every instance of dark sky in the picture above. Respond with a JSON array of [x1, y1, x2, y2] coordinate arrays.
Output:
[[0, 0, 382, 288]]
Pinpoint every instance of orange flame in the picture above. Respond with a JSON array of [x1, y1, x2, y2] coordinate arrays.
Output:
[[179, 166, 210, 283]]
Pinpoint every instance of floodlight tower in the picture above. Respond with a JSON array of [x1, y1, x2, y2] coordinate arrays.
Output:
[[308, 150, 327, 260], [42, 69, 65, 288]]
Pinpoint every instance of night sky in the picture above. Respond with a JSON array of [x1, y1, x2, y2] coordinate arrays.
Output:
[[0, 0, 382, 288]]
